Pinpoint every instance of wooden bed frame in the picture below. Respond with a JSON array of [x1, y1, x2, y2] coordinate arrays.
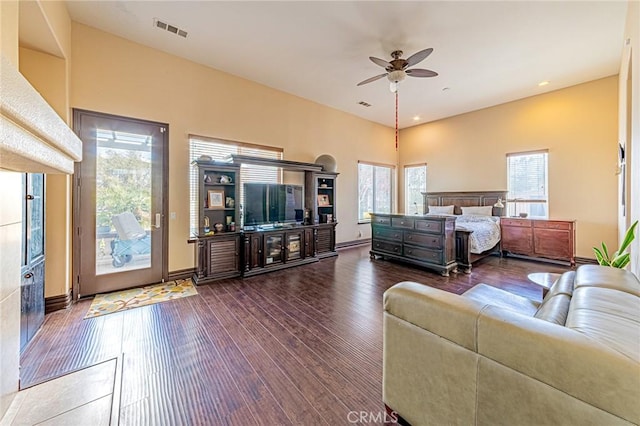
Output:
[[422, 190, 507, 273]]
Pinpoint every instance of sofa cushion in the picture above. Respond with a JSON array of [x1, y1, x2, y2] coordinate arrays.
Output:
[[534, 294, 571, 325], [567, 286, 640, 362], [543, 271, 575, 300], [574, 265, 640, 296], [462, 284, 540, 316]]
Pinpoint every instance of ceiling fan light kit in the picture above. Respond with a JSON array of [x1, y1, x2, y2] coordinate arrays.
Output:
[[356, 48, 438, 89]]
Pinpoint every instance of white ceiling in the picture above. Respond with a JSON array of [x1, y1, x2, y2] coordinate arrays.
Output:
[[64, 1, 627, 129]]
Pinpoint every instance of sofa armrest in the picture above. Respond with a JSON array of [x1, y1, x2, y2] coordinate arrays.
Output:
[[384, 282, 487, 351], [477, 306, 640, 424]]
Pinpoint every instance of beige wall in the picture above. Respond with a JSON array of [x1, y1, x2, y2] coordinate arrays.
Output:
[[70, 23, 394, 273], [399, 76, 619, 259]]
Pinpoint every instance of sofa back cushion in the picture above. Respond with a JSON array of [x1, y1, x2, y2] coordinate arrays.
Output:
[[534, 294, 571, 325], [574, 265, 640, 296], [533, 271, 575, 325]]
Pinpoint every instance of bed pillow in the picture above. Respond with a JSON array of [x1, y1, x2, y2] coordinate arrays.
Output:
[[428, 205, 455, 214], [460, 206, 493, 216]]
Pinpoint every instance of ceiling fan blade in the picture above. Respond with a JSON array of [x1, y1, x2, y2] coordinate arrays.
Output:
[[357, 73, 388, 86], [405, 48, 434, 67], [406, 68, 438, 78], [369, 56, 392, 68]]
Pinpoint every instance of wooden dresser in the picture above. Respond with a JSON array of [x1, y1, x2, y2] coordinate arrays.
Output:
[[370, 213, 457, 276], [500, 218, 576, 266]]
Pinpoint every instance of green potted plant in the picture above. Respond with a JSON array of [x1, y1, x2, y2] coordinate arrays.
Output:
[[593, 220, 638, 268]]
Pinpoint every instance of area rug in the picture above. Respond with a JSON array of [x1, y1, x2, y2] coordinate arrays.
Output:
[[84, 279, 198, 319]]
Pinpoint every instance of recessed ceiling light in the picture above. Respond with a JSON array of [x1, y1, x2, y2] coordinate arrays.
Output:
[[538, 81, 550, 87], [413, 116, 420, 121]]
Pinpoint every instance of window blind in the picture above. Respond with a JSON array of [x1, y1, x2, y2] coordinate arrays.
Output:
[[507, 150, 548, 217], [189, 136, 283, 231]]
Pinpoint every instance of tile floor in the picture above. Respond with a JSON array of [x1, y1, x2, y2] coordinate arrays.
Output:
[[1, 358, 118, 426]]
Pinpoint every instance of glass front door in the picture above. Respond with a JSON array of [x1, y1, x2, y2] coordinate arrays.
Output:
[[74, 110, 167, 296]]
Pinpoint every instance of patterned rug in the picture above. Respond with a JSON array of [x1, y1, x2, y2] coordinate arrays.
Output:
[[84, 279, 198, 319]]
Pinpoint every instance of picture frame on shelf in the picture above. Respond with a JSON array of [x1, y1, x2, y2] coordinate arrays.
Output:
[[208, 189, 225, 209], [317, 194, 330, 206]]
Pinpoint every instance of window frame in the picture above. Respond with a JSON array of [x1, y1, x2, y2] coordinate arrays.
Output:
[[506, 149, 549, 218], [404, 163, 427, 215], [357, 160, 395, 223]]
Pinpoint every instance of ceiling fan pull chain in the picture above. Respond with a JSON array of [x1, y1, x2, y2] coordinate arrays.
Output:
[[395, 90, 399, 151]]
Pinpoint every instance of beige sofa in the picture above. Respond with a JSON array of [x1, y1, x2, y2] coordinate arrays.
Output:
[[383, 265, 640, 426]]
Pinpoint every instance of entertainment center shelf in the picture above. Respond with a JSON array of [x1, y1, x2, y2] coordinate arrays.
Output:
[[191, 157, 338, 284]]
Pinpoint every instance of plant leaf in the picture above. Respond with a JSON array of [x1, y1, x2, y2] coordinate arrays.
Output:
[[618, 220, 638, 254], [593, 248, 607, 265], [612, 253, 630, 268], [600, 242, 610, 262]]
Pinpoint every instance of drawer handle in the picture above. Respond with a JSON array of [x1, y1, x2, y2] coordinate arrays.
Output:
[[407, 235, 413, 239], [394, 234, 399, 238], [393, 247, 399, 252]]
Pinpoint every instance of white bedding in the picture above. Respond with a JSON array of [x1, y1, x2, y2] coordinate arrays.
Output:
[[454, 215, 501, 254]]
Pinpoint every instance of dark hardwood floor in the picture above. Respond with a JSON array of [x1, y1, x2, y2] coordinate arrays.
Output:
[[20, 245, 570, 425]]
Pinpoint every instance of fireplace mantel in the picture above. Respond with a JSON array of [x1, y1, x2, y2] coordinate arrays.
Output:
[[0, 54, 81, 174]]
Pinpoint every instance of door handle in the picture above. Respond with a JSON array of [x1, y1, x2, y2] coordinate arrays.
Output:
[[154, 213, 161, 229], [24, 272, 33, 279]]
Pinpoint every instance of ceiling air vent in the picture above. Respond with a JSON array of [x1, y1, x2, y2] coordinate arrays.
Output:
[[153, 18, 188, 38], [358, 101, 372, 107]]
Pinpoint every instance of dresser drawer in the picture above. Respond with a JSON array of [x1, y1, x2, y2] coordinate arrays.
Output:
[[533, 220, 573, 230], [501, 218, 531, 227], [391, 217, 415, 229], [372, 239, 402, 255], [403, 246, 443, 264], [414, 219, 443, 234], [372, 226, 403, 241], [372, 215, 391, 226], [404, 231, 442, 249]]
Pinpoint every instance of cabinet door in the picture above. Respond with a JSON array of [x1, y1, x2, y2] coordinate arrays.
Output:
[[533, 229, 572, 259], [285, 231, 303, 261], [316, 227, 333, 253], [208, 236, 240, 275], [501, 224, 533, 254], [264, 233, 285, 266]]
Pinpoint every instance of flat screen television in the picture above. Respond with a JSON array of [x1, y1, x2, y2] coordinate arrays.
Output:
[[243, 183, 304, 226]]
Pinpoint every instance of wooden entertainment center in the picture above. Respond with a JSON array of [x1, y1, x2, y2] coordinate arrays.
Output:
[[191, 156, 338, 284]]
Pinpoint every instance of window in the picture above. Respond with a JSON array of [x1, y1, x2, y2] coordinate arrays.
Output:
[[189, 135, 283, 231], [404, 164, 427, 215], [358, 161, 394, 222], [507, 150, 548, 218]]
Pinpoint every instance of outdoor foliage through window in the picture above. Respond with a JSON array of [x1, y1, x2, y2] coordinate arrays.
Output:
[[405, 165, 427, 215], [358, 162, 393, 221]]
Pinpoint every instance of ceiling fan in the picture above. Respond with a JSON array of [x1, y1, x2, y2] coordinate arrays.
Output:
[[357, 48, 438, 92]]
